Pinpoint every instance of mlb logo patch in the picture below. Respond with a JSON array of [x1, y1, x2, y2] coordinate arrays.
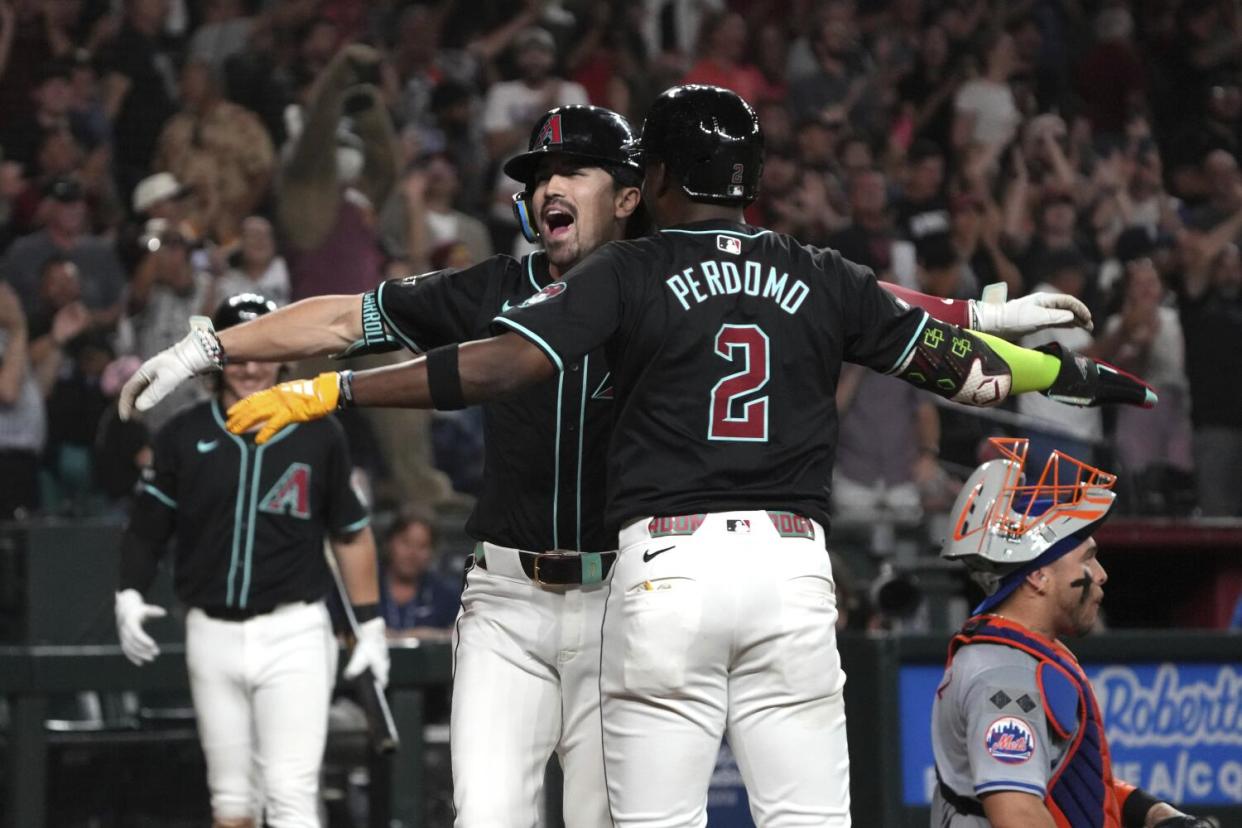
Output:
[[985, 716, 1035, 764], [717, 236, 742, 255], [726, 519, 751, 533]]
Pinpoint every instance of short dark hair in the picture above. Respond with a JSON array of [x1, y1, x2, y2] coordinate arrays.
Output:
[[385, 505, 437, 548]]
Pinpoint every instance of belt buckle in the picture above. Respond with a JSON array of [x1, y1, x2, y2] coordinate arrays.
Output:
[[532, 553, 548, 586]]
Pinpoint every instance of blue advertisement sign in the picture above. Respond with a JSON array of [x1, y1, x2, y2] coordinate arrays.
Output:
[[900, 662, 1242, 806]]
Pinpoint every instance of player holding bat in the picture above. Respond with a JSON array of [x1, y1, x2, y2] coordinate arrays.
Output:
[[113, 293, 386, 828]]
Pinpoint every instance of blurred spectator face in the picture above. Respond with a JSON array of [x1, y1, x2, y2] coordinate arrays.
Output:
[[700, 12, 747, 62], [920, 25, 950, 68], [951, 195, 984, 240], [46, 190, 86, 236], [531, 156, 633, 273], [130, 0, 169, 27], [1010, 18, 1041, 64], [1208, 81, 1242, 123], [34, 74, 73, 117], [850, 170, 887, 215], [762, 153, 799, 196], [46, 0, 81, 27], [37, 129, 83, 177], [1040, 198, 1076, 235], [40, 260, 80, 309], [301, 21, 340, 66], [756, 24, 788, 81], [986, 33, 1018, 77], [517, 43, 556, 82], [797, 117, 842, 167], [1124, 257, 1163, 303], [221, 359, 281, 404], [387, 520, 434, 580], [893, 0, 923, 27], [1213, 243, 1242, 296], [839, 138, 874, 177], [1050, 263, 1086, 297], [432, 241, 474, 270], [906, 154, 945, 200], [178, 61, 215, 110], [757, 102, 793, 152], [424, 155, 460, 203], [69, 60, 96, 107], [240, 216, 276, 269], [817, 1, 857, 58], [398, 7, 439, 64], [1205, 149, 1240, 202]]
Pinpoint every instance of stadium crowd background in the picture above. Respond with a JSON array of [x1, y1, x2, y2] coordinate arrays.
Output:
[[0, 0, 1239, 627]]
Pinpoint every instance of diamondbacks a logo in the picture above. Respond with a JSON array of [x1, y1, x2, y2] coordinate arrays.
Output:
[[985, 716, 1036, 764], [520, 281, 567, 308], [537, 114, 563, 148], [259, 462, 312, 519]]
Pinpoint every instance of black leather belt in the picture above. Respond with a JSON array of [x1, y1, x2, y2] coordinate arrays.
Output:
[[475, 549, 616, 586], [199, 602, 305, 622]]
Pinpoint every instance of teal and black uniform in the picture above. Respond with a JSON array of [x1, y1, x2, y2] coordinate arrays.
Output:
[[123, 400, 368, 614], [366, 250, 615, 552]]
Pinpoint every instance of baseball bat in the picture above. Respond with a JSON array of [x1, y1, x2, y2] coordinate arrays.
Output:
[[324, 543, 400, 755]]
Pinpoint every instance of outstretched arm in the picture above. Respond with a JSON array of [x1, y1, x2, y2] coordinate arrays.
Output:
[[226, 333, 555, 442], [880, 282, 1093, 338]]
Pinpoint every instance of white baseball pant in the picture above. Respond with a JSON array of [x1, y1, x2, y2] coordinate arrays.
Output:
[[450, 541, 610, 827], [186, 601, 338, 827], [601, 511, 851, 828]]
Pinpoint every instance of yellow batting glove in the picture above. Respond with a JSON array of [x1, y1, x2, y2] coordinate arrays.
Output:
[[227, 372, 341, 444]]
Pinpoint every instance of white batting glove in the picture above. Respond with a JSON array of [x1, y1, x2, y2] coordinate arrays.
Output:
[[344, 617, 390, 689], [119, 316, 223, 420], [968, 283, 1093, 339], [114, 589, 167, 666]]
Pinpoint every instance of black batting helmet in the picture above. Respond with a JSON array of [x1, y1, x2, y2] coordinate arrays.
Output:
[[632, 85, 763, 205], [504, 105, 641, 184], [505, 106, 642, 242], [213, 292, 277, 331]]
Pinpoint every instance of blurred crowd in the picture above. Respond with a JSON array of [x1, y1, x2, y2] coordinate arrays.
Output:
[[0, 0, 1239, 528]]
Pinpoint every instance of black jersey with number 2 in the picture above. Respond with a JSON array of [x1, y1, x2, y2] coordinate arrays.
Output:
[[493, 219, 930, 530]]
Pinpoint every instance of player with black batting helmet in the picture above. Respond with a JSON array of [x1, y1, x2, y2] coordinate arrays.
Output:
[[114, 293, 384, 828], [932, 438, 1213, 828], [224, 85, 1156, 826]]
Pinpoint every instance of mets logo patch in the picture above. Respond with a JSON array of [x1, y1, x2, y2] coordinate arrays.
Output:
[[985, 716, 1036, 764], [520, 281, 567, 307]]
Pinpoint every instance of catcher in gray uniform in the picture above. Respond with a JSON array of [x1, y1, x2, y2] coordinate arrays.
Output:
[[930, 437, 1212, 828]]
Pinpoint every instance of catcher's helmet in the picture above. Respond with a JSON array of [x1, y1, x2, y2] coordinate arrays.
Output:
[[942, 437, 1117, 613], [631, 84, 763, 205], [504, 105, 641, 242], [213, 292, 277, 331]]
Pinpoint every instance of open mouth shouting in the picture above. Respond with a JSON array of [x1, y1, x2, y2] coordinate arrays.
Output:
[[542, 203, 577, 241]]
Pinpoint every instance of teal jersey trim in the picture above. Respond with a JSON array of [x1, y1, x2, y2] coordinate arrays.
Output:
[[336, 515, 371, 535], [375, 280, 424, 354], [213, 400, 251, 606], [491, 316, 564, 371], [141, 483, 177, 509], [886, 310, 930, 375], [526, 252, 544, 292], [661, 228, 771, 239], [576, 354, 589, 550], [552, 371, 564, 548], [239, 424, 297, 608]]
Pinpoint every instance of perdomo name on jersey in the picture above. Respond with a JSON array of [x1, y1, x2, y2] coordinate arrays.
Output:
[[666, 259, 810, 315]]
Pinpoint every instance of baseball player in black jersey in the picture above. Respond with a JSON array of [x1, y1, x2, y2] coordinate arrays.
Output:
[[220, 86, 1157, 827], [122, 102, 1100, 825], [114, 294, 385, 828]]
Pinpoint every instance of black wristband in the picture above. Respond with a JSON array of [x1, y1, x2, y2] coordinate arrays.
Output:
[[1122, 787, 1161, 828], [427, 343, 466, 410], [352, 603, 381, 623]]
